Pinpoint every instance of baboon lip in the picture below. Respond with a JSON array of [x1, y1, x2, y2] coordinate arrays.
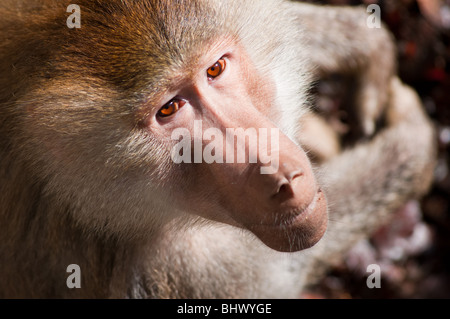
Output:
[[288, 189, 324, 227], [248, 189, 328, 252], [248, 189, 324, 228]]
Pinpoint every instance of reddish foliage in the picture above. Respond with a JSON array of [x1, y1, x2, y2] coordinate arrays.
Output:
[[305, 0, 450, 299]]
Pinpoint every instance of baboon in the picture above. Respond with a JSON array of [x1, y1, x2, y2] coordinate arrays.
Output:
[[0, 0, 435, 298]]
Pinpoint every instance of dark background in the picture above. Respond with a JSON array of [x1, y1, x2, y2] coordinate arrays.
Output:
[[303, 0, 450, 298]]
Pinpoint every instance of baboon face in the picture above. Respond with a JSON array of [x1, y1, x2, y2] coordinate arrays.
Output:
[[7, 0, 327, 252]]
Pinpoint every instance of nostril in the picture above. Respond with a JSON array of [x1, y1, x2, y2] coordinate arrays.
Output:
[[287, 169, 303, 183], [278, 183, 291, 195], [273, 178, 293, 197], [272, 169, 303, 198]]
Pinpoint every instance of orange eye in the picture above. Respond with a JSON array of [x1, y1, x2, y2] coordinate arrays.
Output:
[[207, 58, 226, 79], [157, 99, 186, 118]]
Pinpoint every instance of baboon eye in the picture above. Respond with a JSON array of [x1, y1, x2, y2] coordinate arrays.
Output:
[[207, 58, 226, 79], [157, 99, 186, 118]]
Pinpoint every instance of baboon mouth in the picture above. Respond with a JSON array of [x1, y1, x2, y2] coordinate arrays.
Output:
[[246, 189, 324, 227], [276, 189, 324, 228], [287, 189, 326, 227], [247, 189, 328, 252]]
